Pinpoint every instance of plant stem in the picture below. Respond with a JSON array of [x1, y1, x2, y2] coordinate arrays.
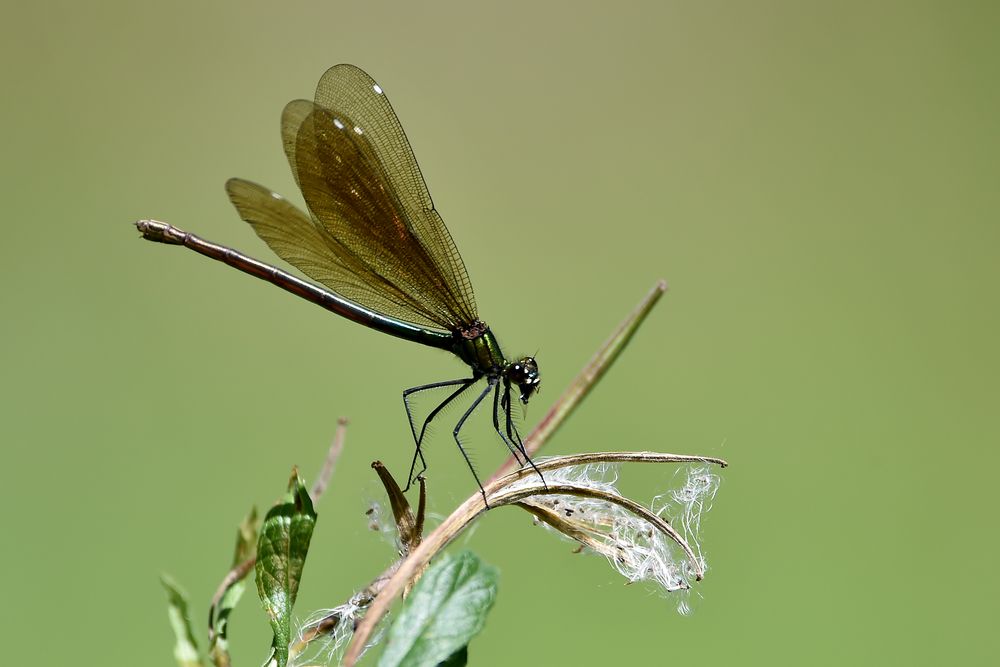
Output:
[[344, 281, 672, 666], [488, 280, 667, 484]]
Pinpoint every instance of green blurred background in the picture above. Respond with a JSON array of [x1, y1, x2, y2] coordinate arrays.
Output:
[[2, 1, 997, 664]]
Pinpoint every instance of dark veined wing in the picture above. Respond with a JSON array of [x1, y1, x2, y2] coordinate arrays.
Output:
[[225, 177, 415, 319], [230, 64, 478, 332]]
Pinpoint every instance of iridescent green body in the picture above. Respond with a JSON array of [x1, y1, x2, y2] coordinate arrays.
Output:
[[452, 323, 505, 376]]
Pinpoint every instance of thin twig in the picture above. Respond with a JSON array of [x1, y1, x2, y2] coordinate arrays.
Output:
[[343, 447, 727, 665], [521, 450, 728, 472], [488, 280, 666, 484], [294, 450, 730, 658], [343, 282, 677, 666], [208, 556, 256, 630], [311, 417, 349, 501], [287, 565, 394, 659]]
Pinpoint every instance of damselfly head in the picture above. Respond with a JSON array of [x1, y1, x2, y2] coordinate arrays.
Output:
[[507, 356, 541, 403]]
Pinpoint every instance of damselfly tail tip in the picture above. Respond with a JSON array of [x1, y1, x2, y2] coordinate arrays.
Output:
[[135, 219, 183, 245]]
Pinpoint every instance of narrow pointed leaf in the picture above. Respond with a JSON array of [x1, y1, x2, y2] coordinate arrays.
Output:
[[377, 551, 497, 667], [161, 574, 205, 667], [255, 471, 317, 667], [209, 506, 259, 667]]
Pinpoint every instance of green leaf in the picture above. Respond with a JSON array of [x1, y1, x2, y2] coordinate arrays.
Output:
[[437, 645, 468, 667], [255, 471, 317, 667], [378, 551, 498, 667], [161, 574, 205, 667], [209, 506, 259, 667]]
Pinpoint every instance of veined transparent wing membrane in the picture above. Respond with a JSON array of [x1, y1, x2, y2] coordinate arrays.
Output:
[[225, 178, 338, 280], [225, 178, 426, 326], [230, 63, 479, 331], [312, 64, 471, 301]]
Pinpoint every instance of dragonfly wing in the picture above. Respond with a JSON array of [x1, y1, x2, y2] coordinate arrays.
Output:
[[279, 64, 479, 331], [226, 178, 446, 330]]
